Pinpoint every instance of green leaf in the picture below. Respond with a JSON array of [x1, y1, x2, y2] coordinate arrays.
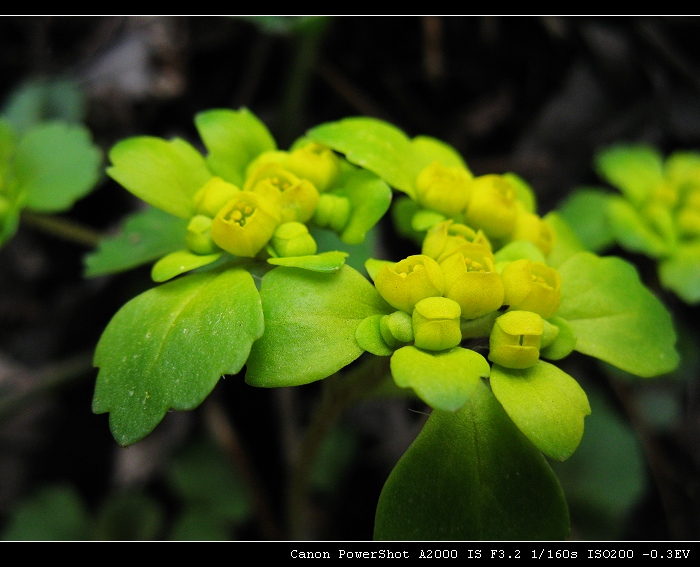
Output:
[[390, 346, 489, 411], [2, 484, 91, 541], [246, 265, 392, 387], [557, 188, 616, 252], [411, 135, 467, 171], [311, 226, 378, 274], [15, 122, 102, 212], [151, 249, 223, 282], [557, 252, 679, 377], [607, 196, 670, 258], [308, 117, 417, 197], [659, 242, 700, 303], [595, 145, 664, 206], [93, 269, 264, 446], [494, 240, 545, 265], [2, 78, 85, 132], [195, 108, 276, 186], [333, 168, 392, 245], [490, 361, 590, 461], [374, 380, 569, 540], [267, 250, 347, 272], [107, 136, 211, 219], [543, 212, 586, 268], [84, 207, 188, 277]]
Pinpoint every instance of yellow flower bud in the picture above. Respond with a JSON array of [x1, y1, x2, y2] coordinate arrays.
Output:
[[677, 207, 700, 237], [313, 193, 352, 233], [193, 177, 240, 218], [415, 161, 473, 217], [374, 255, 445, 313], [271, 222, 317, 257], [440, 243, 505, 320], [412, 296, 462, 351], [211, 192, 281, 257], [507, 203, 555, 256], [422, 220, 492, 263], [380, 311, 414, 348], [501, 259, 561, 319], [285, 143, 341, 192], [488, 310, 544, 369], [464, 174, 518, 239], [186, 214, 221, 255], [244, 150, 290, 180]]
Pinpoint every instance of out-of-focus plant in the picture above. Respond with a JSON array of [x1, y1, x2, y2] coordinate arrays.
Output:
[[559, 145, 700, 304]]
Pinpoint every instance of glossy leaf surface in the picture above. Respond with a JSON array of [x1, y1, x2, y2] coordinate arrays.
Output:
[[93, 269, 264, 446], [374, 380, 569, 540], [490, 361, 591, 461], [557, 252, 678, 376], [246, 265, 392, 387]]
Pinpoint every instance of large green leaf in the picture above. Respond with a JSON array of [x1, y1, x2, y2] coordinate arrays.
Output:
[[490, 361, 590, 461], [15, 122, 102, 212], [93, 269, 264, 446], [595, 145, 664, 206], [607, 196, 670, 258], [543, 212, 586, 268], [308, 117, 417, 197], [659, 243, 700, 304], [194, 108, 276, 186], [245, 265, 392, 387], [390, 346, 489, 412], [374, 380, 569, 540], [107, 137, 211, 219], [84, 207, 188, 277], [411, 135, 467, 171], [557, 252, 679, 377]]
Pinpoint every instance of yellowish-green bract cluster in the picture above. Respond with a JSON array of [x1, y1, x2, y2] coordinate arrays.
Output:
[[367, 161, 574, 371], [187, 143, 341, 260]]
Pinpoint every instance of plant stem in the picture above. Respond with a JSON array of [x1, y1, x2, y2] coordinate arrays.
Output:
[[204, 397, 282, 540], [286, 355, 390, 540], [20, 211, 102, 248]]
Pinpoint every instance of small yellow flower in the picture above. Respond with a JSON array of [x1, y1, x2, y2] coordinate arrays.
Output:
[[464, 174, 518, 240], [193, 177, 240, 218], [440, 243, 504, 320], [507, 203, 555, 256], [421, 220, 492, 263], [374, 255, 445, 314], [415, 161, 473, 217], [501, 259, 561, 318], [313, 193, 352, 233], [211, 192, 280, 257], [489, 310, 544, 369], [186, 214, 221, 255], [412, 296, 462, 351], [285, 143, 340, 192]]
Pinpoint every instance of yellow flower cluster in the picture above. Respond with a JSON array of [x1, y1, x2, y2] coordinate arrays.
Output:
[[414, 162, 554, 256], [185, 143, 340, 258]]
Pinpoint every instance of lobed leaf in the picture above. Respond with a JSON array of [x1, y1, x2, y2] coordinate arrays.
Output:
[[490, 361, 591, 461], [15, 122, 102, 212], [93, 269, 264, 446], [557, 252, 679, 376], [557, 188, 616, 253], [595, 145, 664, 206], [107, 136, 210, 219], [84, 207, 188, 277], [245, 265, 393, 387], [374, 380, 569, 540], [607, 196, 670, 258]]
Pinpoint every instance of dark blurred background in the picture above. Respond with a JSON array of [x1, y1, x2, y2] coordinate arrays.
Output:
[[1, 16, 700, 541]]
